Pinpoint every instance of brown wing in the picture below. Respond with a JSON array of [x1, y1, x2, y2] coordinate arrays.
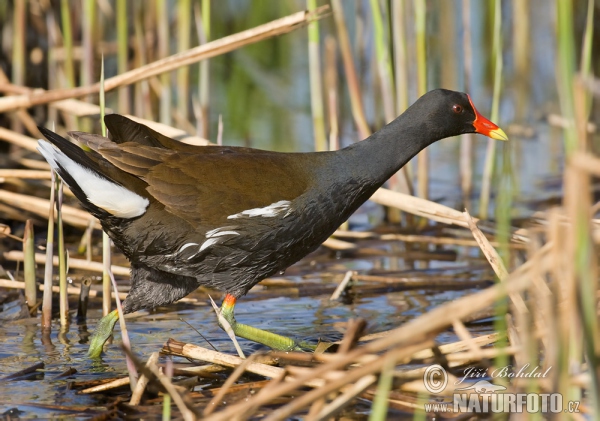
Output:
[[145, 152, 310, 227], [68, 131, 310, 228]]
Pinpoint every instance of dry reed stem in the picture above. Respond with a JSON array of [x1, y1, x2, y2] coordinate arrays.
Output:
[[0, 127, 41, 152], [398, 349, 518, 382], [208, 295, 245, 358], [329, 270, 354, 300], [129, 352, 160, 405], [402, 333, 500, 359], [331, 230, 376, 239], [321, 237, 356, 250], [0, 189, 100, 228], [50, 99, 211, 145], [4, 250, 130, 276], [371, 188, 528, 242], [214, 243, 551, 418], [250, 341, 434, 421], [310, 375, 377, 421], [569, 151, 600, 176], [16, 158, 51, 170], [81, 364, 232, 394], [203, 354, 259, 416], [463, 209, 529, 315], [547, 113, 596, 133], [141, 356, 197, 421], [352, 274, 487, 287], [0, 169, 53, 179], [379, 232, 526, 249], [306, 398, 325, 420], [80, 376, 131, 394], [0, 8, 329, 114], [336, 318, 366, 354], [451, 319, 483, 360], [0, 278, 127, 300], [163, 339, 324, 389], [330, 0, 370, 139]]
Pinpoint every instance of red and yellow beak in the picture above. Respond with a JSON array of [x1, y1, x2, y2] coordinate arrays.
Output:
[[467, 95, 509, 141]]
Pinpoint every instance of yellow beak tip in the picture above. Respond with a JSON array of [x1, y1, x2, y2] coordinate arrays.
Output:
[[489, 128, 509, 141]]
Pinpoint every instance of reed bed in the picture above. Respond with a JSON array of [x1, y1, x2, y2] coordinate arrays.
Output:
[[0, 1, 598, 420]]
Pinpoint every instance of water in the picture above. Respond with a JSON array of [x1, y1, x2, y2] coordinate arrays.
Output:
[[0, 246, 493, 416]]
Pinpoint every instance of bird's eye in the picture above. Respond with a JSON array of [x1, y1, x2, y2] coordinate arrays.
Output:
[[452, 104, 463, 114]]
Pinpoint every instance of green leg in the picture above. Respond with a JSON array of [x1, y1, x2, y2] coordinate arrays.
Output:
[[219, 294, 315, 352], [88, 309, 119, 358]]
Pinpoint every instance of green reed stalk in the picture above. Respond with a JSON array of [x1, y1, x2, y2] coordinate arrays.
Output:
[[580, 0, 594, 116], [439, 1, 457, 88], [163, 394, 171, 421], [494, 146, 512, 386], [580, 0, 594, 81], [390, 0, 413, 198], [368, 355, 395, 421], [556, 0, 576, 153], [11, 0, 25, 87], [163, 357, 173, 421], [199, 0, 211, 139], [460, 0, 474, 206], [577, 0, 600, 414], [99, 57, 112, 317], [80, 0, 96, 133], [177, 0, 192, 121], [414, 0, 428, 200], [391, 0, 408, 115], [23, 219, 36, 310], [117, 0, 130, 113], [375, 0, 410, 222], [556, 0, 597, 412], [325, 37, 339, 151], [370, 0, 395, 123], [157, 0, 171, 125], [307, 0, 327, 151], [133, 4, 152, 120], [11, 0, 25, 84], [478, 0, 503, 220], [575, 0, 599, 410], [100, 56, 137, 388], [11, 0, 25, 132], [480, 0, 510, 382], [46, 10, 58, 125], [512, 0, 530, 119], [81, 0, 95, 88], [56, 179, 68, 326], [42, 172, 56, 328], [60, 0, 74, 89], [331, 0, 370, 139]]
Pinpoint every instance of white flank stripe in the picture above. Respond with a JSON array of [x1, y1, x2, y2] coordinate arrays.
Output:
[[179, 242, 199, 252], [205, 226, 239, 237], [37, 140, 149, 219], [227, 200, 291, 219], [206, 230, 239, 238], [198, 238, 219, 253]]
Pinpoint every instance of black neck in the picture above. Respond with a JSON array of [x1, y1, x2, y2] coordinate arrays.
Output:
[[342, 105, 443, 187]]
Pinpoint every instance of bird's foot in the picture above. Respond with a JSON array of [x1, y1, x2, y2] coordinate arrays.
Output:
[[219, 295, 315, 352]]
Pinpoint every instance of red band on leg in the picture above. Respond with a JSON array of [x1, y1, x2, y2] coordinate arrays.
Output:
[[223, 293, 237, 311]]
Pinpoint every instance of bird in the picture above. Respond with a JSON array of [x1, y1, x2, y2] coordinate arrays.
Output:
[[37, 89, 508, 357]]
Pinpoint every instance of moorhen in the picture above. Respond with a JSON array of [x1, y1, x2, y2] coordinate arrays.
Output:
[[37, 89, 507, 357]]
